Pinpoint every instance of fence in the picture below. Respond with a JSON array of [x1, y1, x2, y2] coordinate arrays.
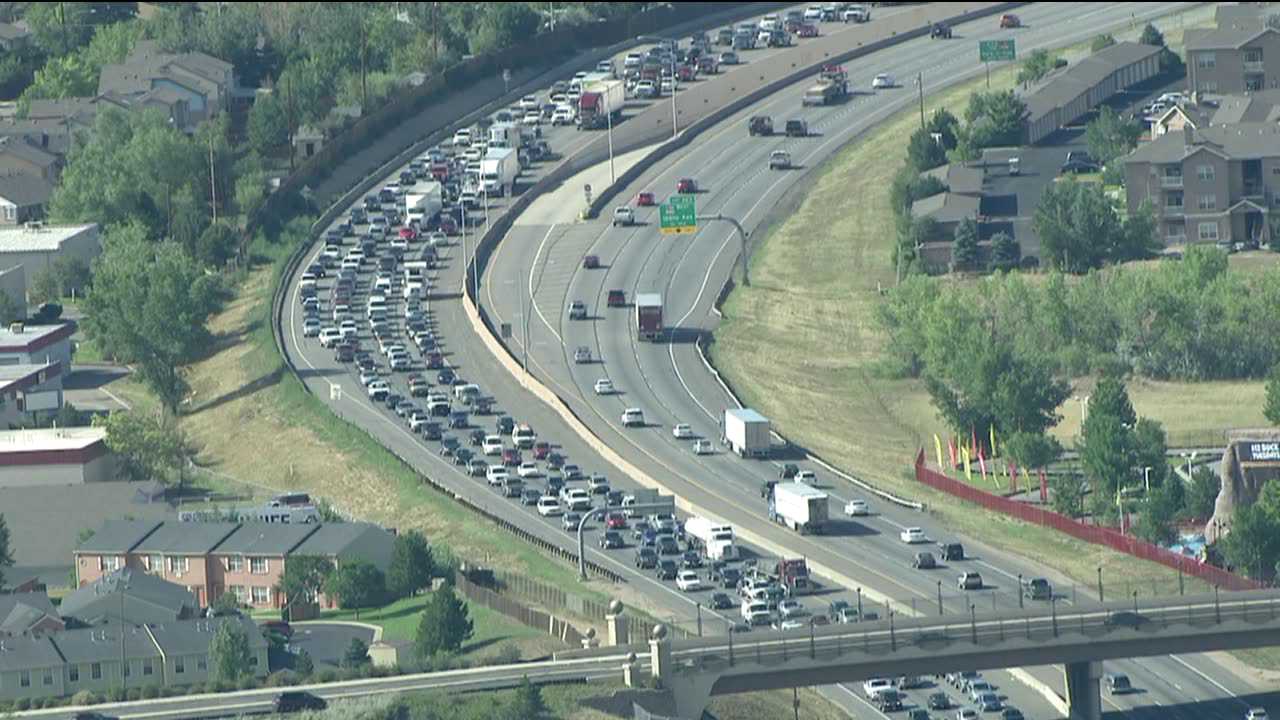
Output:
[[913, 450, 1262, 591], [455, 572, 586, 648], [485, 569, 685, 642]]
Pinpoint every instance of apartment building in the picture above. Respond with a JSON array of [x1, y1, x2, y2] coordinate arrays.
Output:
[[1185, 27, 1280, 95], [209, 524, 318, 610], [1124, 124, 1280, 246]]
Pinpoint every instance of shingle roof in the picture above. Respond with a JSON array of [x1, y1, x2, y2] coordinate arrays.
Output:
[[1209, 90, 1280, 125], [291, 522, 395, 571], [1215, 3, 1266, 31], [133, 522, 239, 555], [76, 519, 164, 554], [1184, 27, 1279, 51], [214, 523, 319, 556], [1023, 43, 1163, 123], [910, 192, 980, 223], [0, 136, 57, 168], [60, 569, 196, 623], [52, 624, 162, 665], [1126, 123, 1280, 164], [0, 592, 59, 636], [0, 173, 52, 207], [923, 163, 985, 196], [148, 615, 266, 656], [0, 634, 63, 672]]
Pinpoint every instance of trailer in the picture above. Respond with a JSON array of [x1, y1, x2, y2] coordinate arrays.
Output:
[[802, 65, 849, 106], [480, 148, 518, 197], [723, 408, 771, 458], [685, 516, 738, 561], [404, 182, 443, 227], [578, 79, 625, 130], [769, 482, 829, 534], [635, 293, 663, 341]]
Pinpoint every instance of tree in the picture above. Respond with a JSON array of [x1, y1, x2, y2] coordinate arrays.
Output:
[[1090, 373, 1137, 428], [1078, 413, 1135, 508], [1134, 471, 1185, 544], [925, 108, 961, 150], [0, 290, 19, 326], [29, 267, 62, 306], [52, 256, 91, 298], [963, 90, 1028, 149], [415, 585, 473, 659], [1017, 49, 1060, 86], [386, 530, 434, 600], [470, 3, 540, 55], [1185, 466, 1220, 521], [193, 222, 239, 269], [1033, 179, 1122, 273], [1115, 201, 1160, 263], [210, 590, 241, 616], [0, 514, 12, 589], [1004, 431, 1062, 471], [1092, 34, 1116, 52], [888, 167, 946, 219], [209, 619, 253, 682], [989, 231, 1020, 271], [1050, 474, 1087, 517], [1132, 418, 1168, 488], [509, 677, 545, 719], [324, 560, 386, 610], [1222, 504, 1280, 579], [276, 555, 333, 609], [292, 649, 314, 676], [951, 217, 979, 272], [82, 230, 222, 415], [1139, 23, 1165, 49], [23, 1, 95, 56], [247, 94, 289, 156], [1085, 106, 1141, 169], [342, 637, 370, 668], [95, 410, 190, 484], [1265, 363, 1280, 426], [907, 127, 947, 172]]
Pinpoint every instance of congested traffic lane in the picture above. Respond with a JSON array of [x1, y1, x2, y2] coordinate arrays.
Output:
[[475, 2, 1270, 719]]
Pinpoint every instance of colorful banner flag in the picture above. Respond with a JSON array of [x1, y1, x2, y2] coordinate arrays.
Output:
[[989, 424, 998, 458], [1039, 469, 1048, 504], [962, 445, 972, 481], [934, 434, 944, 469], [977, 447, 988, 484], [970, 427, 978, 456], [948, 436, 957, 467]]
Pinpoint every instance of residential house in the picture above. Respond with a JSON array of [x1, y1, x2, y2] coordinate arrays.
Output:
[[0, 364, 71, 436], [144, 616, 268, 687], [0, 592, 64, 637], [209, 523, 318, 610], [1185, 27, 1280, 95], [0, 634, 65, 702], [1021, 42, 1163, 145], [98, 40, 236, 133], [0, 223, 104, 293], [0, 175, 52, 226], [73, 519, 164, 586], [909, 192, 981, 240], [59, 569, 197, 627], [0, 21, 31, 52], [130, 522, 239, 607], [0, 321, 78, 369], [922, 162, 986, 197], [0, 136, 59, 184], [1124, 123, 1280, 246], [1215, 3, 1270, 33], [1151, 103, 1213, 137]]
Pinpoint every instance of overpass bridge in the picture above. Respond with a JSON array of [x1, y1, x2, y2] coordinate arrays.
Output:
[[614, 589, 1280, 719]]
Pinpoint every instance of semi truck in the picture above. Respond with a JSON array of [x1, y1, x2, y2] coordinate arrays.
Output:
[[768, 482, 829, 534], [723, 408, 771, 458], [488, 122, 519, 149], [777, 558, 812, 595], [635, 293, 663, 341], [578, 78, 626, 130], [685, 516, 738, 561], [801, 65, 849, 106], [404, 182, 443, 227], [480, 147, 518, 197]]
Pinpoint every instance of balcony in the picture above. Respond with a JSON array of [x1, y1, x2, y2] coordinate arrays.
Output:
[[1244, 182, 1265, 199], [1160, 175, 1183, 188], [1244, 60, 1265, 73]]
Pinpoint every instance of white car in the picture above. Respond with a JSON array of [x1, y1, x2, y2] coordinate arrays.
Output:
[[486, 466, 509, 486], [482, 435, 504, 456], [518, 94, 539, 110], [613, 206, 635, 226], [803, 6, 823, 20], [900, 527, 928, 544], [776, 619, 805, 631], [661, 77, 676, 95], [522, 110, 542, 126], [1246, 709, 1269, 720], [844, 499, 871, 516], [552, 106, 575, 125], [675, 570, 702, 591], [302, 318, 321, 337], [672, 423, 694, 439], [594, 378, 615, 395], [872, 73, 895, 89], [621, 408, 645, 427], [563, 488, 592, 511], [517, 461, 541, 479], [635, 80, 657, 98], [954, 710, 979, 720], [338, 320, 358, 339], [366, 379, 390, 399], [794, 470, 817, 484], [318, 327, 341, 347], [536, 496, 563, 516], [778, 599, 806, 618], [453, 129, 473, 146], [693, 439, 714, 455]]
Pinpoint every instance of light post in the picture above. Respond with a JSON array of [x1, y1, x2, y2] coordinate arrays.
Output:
[[636, 35, 679, 138], [1097, 567, 1104, 603], [695, 214, 749, 287], [1143, 466, 1152, 493], [606, 96, 616, 183], [1075, 395, 1091, 425], [856, 588, 863, 620], [937, 580, 944, 616]]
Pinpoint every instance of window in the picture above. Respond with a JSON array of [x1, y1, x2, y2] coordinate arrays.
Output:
[[1195, 52, 1215, 69], [225, 555, 244, 573], [252, 586, 271, 605], [249, 655, 259, 667], [43, 669, 52, 686], [250, 557, 268, 575], [69, 664, 79, 683], [168, 556, 189, 574], [1197, 165, 1215, 181], [1165, 191, 1183, 209], [2, 205, 14, 221], [231, 585, 247, 602], [176, 657, 185, 674], [19, 670, 29, 688], [1166, 223, 1186, 240], [91, 662, 102, 680], [197, 655, 208, 671], [1198, 194, 1217, 211], [1198, 222, 1220, 241], [1201, 81, 1218, 93], [98, 555, 122, 571], [143, 658, 154, 676], [146, 554, 163, 571]]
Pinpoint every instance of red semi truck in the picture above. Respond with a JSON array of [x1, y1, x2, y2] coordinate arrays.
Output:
[[635, 293, 663, 341]]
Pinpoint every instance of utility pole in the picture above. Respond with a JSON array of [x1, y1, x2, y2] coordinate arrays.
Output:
[[917, 71, 925, 129], [209, 134, 218, 224]]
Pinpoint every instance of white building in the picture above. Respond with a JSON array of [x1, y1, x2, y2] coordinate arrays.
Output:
[[0, 361, 63, 428], [0, 223, 101, 293], [0, 322, 76, 368]]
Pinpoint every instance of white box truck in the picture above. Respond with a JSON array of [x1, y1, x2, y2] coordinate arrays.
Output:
[[723, 408, 771, 458], [488, 122, 519, 149], [684, 516, 738, 561], [480, 147, 519, 197], [769, 482, 829, 534], [404, 182, 443, 227]]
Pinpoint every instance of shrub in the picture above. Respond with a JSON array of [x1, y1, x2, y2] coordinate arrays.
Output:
[[315, 669, 339, 683], [141, 685, 160, 699], [71, 690, 102, 706], [266, 670, 300, 688], [237, 675, 259, 691], [15, 698, 31, 711], [484, 643, 522, 666], [107, 686, 127, 702], [126, 687, 143, 701]]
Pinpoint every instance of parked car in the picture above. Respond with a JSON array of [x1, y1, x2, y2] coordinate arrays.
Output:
[[274, 691, 327, 713]]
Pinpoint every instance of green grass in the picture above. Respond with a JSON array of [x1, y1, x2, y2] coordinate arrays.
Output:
[[711, 7, 1232, 608]]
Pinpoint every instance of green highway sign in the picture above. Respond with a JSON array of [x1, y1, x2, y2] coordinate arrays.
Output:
[[659, 195, 696, 235], [979, 39, 1016, 62]]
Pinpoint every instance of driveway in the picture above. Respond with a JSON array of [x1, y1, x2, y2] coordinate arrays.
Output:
[[287, 622, 378, 668]]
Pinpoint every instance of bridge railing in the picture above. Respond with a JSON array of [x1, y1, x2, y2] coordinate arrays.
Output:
[[913, 451, 1262, 592]]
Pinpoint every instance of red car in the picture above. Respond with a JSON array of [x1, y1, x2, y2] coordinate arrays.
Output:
[[399, 227, 417, 241], [438, 215, 458, 236], [676, 178, 697, 194], [583, 254, 601, 269], [532, 441, 550, 460], [677, 64, 696, 82], [636, 191, 656, 207], [606, 512, 627, 529], [502, 448, 521, 467], [797, 23, 819, 38], [426, 352, 443, 369], [1000, 13, 1021, 28], [260, 620, 293, 639]]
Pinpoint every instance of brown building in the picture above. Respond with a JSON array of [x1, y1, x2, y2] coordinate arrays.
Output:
[[1185, 27, 1280, 95]]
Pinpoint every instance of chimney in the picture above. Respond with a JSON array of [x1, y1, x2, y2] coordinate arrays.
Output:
[[1183, 124, 1194, 147]]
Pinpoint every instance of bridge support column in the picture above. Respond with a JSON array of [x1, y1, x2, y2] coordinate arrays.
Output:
[[649, 625, 674, 687], [606, 599, 629, 647], [1063, 660, 1102, 720]]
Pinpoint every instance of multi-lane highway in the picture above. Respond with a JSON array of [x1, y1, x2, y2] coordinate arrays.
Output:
[[277, 2, 1279, 718]]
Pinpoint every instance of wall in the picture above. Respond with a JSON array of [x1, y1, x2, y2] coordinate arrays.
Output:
[[212, 554, 286, 609], [0, 265, 23, 320], [0, 460, 87, 488]]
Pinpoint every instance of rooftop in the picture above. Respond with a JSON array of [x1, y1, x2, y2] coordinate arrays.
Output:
[[60, 568, 196, 622], [0, 362, 63, 398], [148, 615, 266, 656], [1023, 42, 1162, 123], [0, 591, 59, 636], [1127, 123, 1280, 164], [910, 192, 981, 224], [1184, 26, 1279, 52], [213, 523, 319, 556], [0, 426, 104, 453], [291, 522, 395, 570], [51, 624, 162, 665], [1215, 3, 1267, 31], [0, 135, 57, 168], [1208, 90, 1280, 126], [133, 521, 239, 555], [75, 519, 164, 555], [725, 408, 769, 424], [0, 634, 63, 672], [0, 223, 98, 253], [0, 173, 53, 207], [923, 163, 985, 196]]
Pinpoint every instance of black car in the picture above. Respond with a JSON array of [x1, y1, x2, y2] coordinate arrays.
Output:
[[521, 488, 541, 505], [930, 22, 952, 39], [656, 535, 680, 556], [938, 542, 965, 561], [437, 369, 456, 385], [779, 463, 800, 479], [421, 422, 443, 440], [927, 692, 951, 710], [546, 474, 565, 494], [1061, 150, 1100, 174], [274, 691, 327, 713], [600, 530, 624, 549], [562, 464, 583, 481], [912, 551, 937, 569], [546, 451, 564, 468], [681, 550, 703, 569], [440, 436, 460, 456], [469, 428, 487, 445], [453, 448, 474, 466], [495, 415, 515, 434], [635, 547, 658, 569], [656, 559, 679, 580], [710, 592, 734, 610], [473, 397, 493, 415], [383, 392, 403, 410], [630, 519, 652, 541], [450, 411, 469, 429], [605, 489, 624, 507], [715, 565, 741, 588], [394, 399, 416, 418]]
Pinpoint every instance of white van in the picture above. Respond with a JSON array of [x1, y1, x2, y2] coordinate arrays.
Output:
[[454, 383, 481, 404], [863, 678, 894, 699], [741, 599, 771, 625]]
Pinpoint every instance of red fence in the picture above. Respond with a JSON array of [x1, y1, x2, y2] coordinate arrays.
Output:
[[913, 451, 1262, 591]]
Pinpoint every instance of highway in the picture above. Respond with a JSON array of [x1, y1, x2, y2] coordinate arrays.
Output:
[[274, 1, 1278, 719]]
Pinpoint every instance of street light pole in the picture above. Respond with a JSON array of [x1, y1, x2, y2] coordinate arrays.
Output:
[[606, 99, 616, 183], [696, 213, 749, 287]]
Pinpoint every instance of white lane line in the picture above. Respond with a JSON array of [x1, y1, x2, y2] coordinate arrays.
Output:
[[833, 682, 891, 720], [1169, 655, 1249, 708], [528, 222, 562, 344]]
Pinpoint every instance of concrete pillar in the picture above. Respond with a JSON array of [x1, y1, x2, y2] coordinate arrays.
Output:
[[606, 599, 629, 647], [623, 652, 639, 688], [649, 625, 673, 686], [1063, 660, 1102, 720]]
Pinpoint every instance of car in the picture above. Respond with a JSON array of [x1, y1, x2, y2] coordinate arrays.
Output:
[[656, 534, 680, 556], [1104, 672, 1133, 694], [607, 289, 626, 306], [719, 50, 740, 65], [517, 461, 541, 478], [635, 547, 658, 569], [954, 710, 979, 720], [605, 511, 627, 529], [636, 191, 656, 207], [676, 177, 697, 194], [912, 552, 937, 569], [483, 435, 504, 455], [1061, 150, 1101, 174], [710, 591, 734, 610], [958, 571, 983, 590], [440, 436, 461, 457], [467, 458, 487, 477], [573, 346, 593, 364], [72, 713, 120, 720], [1022, 576, 1053, 600], [939, 542, 965, 561], [774, 618, 805, 632], [975, 692, 1001, 712], [928, 692, 952, 710], [778, 599, 806, 618], [900, 527, 928, 544], [588, 474, 610, 494], [562, 512, 582, 532], [714, 565, 741, 588], [693, 439, 714, 455], [583, 254, 601, 269], [519, 94, 539, 110], [680, 549, 703, 569], [502, 448, 521, 467], [594, 378, 615, 394], [778, 463, 800, 479], [621, 408, 645, 427], [274, 691, 328, 713], [537, 496, 563, 516], [672, 423, 694, 439], [872, 73, 895, 89], [794, 470, 817, 484], [1000, 709, 1025, 720], [905, 709, 929, 720], [1246, 709, 1270, 720], [768, 150, 792, 170], [318, 327, 342, 347], [675, 569, 703, 591], [569, 300, 588, 320], [999, 13, 1021, 28], [563, 464, 584, 481], [302, 318, 321, 337], [613, 206, 635, 226], [367, 380, 390, 400], [437, 369, 456, 385], [552, 106, 575, 125], [844, 499, 870, 516], [600, 530, 624, 549], [656, 559, 679, 580], [532, 441, 550, 460]]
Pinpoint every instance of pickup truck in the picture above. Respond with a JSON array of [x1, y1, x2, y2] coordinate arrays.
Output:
[[748, 116, 774, 136]]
